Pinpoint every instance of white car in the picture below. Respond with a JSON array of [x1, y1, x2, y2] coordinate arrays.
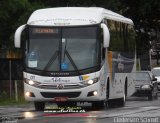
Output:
[[151, 67, 160, 91]]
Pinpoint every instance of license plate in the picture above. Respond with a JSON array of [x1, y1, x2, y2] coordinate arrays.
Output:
[[54, 97, 68, 102]]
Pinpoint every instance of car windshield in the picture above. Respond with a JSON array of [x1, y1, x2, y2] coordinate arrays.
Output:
[[25, 26, 100, 73], [135, 72, 151, 82], [152, 69, 160, 76]]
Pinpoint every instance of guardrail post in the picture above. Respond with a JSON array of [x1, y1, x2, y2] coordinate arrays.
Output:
[[9, 59, 12, 99], [15, 80, 18, 101]]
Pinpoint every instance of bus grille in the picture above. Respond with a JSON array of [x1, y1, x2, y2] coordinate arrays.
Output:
[[40, 92, 81, 98], [37, 84, 85, 89]]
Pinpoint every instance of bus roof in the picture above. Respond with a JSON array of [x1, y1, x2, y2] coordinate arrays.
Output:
[[27, 7, 134, 26]]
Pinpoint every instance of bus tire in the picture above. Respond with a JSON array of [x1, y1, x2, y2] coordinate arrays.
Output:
[[57, 101, 77, 107], [34, 102, 45, 111], [92, 101, 105, 109], [120, 81, 127, 107], [118, 94, 126, 107], [106, 78, 112, 108], [116, 82, 126, 107], [107, 99, 115, 108], [117, 79, 127, 107]]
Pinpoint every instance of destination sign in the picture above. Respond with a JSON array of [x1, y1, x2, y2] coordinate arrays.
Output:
[[32, 28, 58, 34]]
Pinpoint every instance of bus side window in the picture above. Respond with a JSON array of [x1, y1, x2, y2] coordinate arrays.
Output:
[[102, 48, 105, 60]]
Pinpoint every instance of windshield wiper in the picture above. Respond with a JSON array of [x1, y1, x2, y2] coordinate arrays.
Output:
[[42, 50, 59, 72], [65, 50, 80, 75]]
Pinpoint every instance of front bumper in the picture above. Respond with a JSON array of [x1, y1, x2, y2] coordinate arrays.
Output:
[[157, 83, 160, 91], [133, 89, 152, 97], [24, 82, 105, 102]]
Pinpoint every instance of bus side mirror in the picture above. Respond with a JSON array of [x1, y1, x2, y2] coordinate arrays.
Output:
[[101, 23, 110, 48], [14, 24, 26, 48]]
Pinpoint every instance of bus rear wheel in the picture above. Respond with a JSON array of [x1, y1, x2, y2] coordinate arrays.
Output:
[[118, 84, 127, 107], [117, 94, 126, 107], [117, 80, 127, 107], [34, 102, 45, 111]]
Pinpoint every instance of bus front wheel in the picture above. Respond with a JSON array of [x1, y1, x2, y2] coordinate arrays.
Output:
[[34, 102, 45, 111], [92, 101, 105, 109]]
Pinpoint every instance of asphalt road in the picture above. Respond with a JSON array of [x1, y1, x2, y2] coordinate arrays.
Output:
[[1, 95, 160, 123]]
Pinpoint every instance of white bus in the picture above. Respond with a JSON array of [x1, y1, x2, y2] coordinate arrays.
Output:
[[14, 7, 136, 110]]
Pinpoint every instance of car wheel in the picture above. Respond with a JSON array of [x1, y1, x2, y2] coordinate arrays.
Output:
[[148, 95, 153, 100], [154, 92, 158, 100], [148, 91, 153, 101]]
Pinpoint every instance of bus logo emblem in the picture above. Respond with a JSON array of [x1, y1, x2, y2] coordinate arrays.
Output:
[[58, 84, 64, 89]]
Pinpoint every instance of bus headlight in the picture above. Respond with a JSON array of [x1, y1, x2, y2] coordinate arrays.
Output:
[[28, 80, 34, 85], [88, 80, 94, 85], [24, 79, 41, 86], [81, 77, 99, 85]]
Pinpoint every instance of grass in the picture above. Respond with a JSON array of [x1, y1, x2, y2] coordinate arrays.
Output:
[[0, 91, 27, 106], [0, 98, 27, 106]]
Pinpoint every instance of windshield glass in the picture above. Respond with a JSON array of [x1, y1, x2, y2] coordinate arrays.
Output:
[[135, 72, 151, 81], [26, 26, 100, 73], [152, 69, 160, 76]]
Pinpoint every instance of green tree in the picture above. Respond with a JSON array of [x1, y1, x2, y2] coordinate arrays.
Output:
[[0, 0, 44, 50], [120, 0, 160, 53], [0, 0, 121, 51], [0, 0, 159, 57]]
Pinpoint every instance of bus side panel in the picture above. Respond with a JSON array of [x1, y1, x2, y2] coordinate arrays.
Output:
[[127, 62, 136, 97], [106, 51, 136, 99]]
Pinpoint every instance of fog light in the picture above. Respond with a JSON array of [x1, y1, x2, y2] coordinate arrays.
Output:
[[93, 91, 98, 96], [25, 92, 35, 97], [87, 91, 98, 97]]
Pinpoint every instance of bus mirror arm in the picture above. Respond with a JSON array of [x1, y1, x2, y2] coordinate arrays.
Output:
[[101, 23, 110, 48], [14, 24, 26, 48]]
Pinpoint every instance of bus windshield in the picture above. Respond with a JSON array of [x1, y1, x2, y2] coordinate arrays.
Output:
[[26, 26, 100, 74]]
